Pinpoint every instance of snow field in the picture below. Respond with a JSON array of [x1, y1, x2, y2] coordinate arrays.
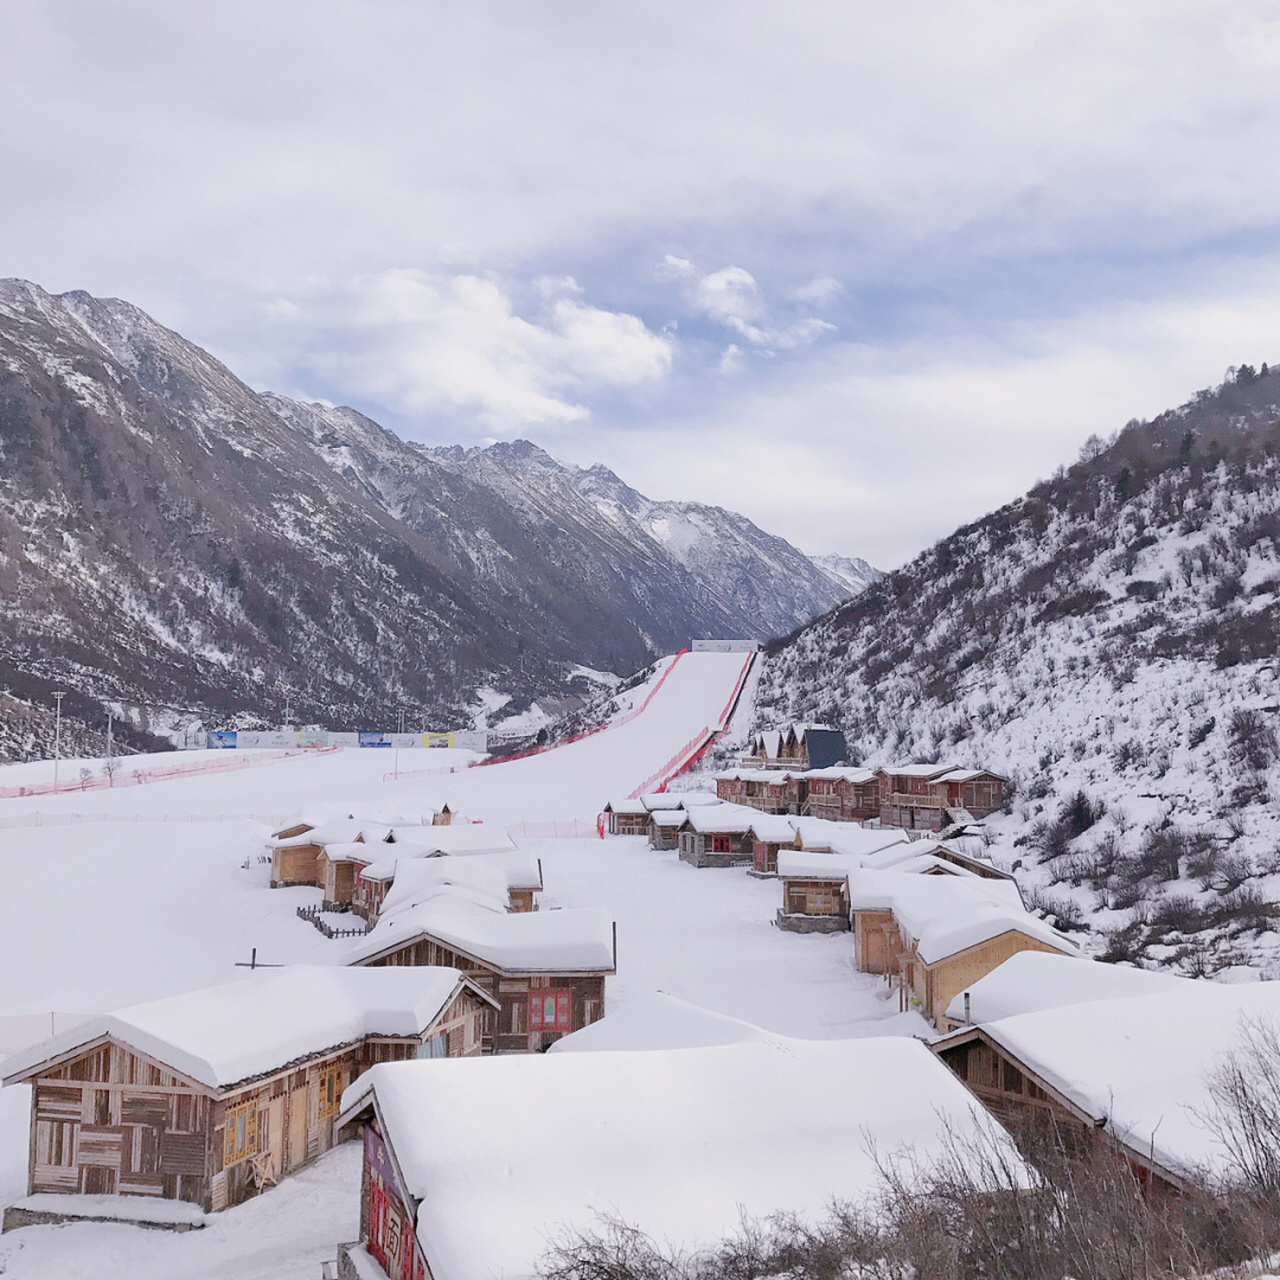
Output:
[[0, 649, 920, 1276]]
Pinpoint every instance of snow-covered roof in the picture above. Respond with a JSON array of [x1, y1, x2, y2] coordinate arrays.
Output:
[[878, 763, 955, 780], [684, 805, 758, 834], [605, 798, 649, 815], [272, 818, 367, 848], [943, 951, 1198, 1025], [716, 768, 797, 784], [322, 840, 377, 865], [338, 1038, 1029, 1280], [380, 857, 512, 917], [1, 966, 486, 1092], [790, 818, 913, 858], [800, 766, 878, 783], [639, 792, 684, 810], [746, 814, 798, 844], [932, 768, 1007, 784], [651, 810, 691, 829], [547, 991, 782, 1053], [936, 981, 1280, 1184], [776, 849, 864, 882], [346, 898, 616, 973], [675, 791, 724, 807]]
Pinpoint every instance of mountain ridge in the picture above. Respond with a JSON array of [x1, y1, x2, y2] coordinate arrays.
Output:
[[0, 278, 876, 756]]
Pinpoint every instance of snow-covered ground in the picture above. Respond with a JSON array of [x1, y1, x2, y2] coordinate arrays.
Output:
[[0, 649, 925, 1278]]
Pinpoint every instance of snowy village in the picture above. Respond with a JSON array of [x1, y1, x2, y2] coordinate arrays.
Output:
[[6, 8, 1280, 1280]]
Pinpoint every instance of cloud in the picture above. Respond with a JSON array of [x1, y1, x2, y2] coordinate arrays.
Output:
[[658, 254, 835, 352], [276, 270, 672, 430]]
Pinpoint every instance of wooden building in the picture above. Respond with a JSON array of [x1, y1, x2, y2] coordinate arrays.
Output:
[[333, 1038, 1025, 1280], [876, 765, 1008, 833], [602, 799, 650, 836], [801, 767, 880, 823], [714, 769, 802, 814], [0, 967, 495, 1216], [745, 814, 797, 874], [931, 983, 1280, 1195], [744, 726, 848, 772], [346, 899, 615, 1054], [352, 843, 538, 925], [647, 809, 689, 851], [676, 806, 756, 868]]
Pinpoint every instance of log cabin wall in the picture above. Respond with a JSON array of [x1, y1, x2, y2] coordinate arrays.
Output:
[[30, 1042, 213, 1204], [357, 1120, 429, 1280], [955, 778, 1005, 817], [352, 875, 388, 924], [508, 888, 535, 913], [782, 878, 848, 917], [271, 842, 325, 888], [24, 999, 489, 1213], [322, 857, 362, 908], [361, 938, 604, 1053], [612, 812, 650, 836], [918, 932, 1068, 1030], [853, 909, 900, 974]]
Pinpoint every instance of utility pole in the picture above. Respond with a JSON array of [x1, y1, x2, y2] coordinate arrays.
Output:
[[106, 711, 114, 786], [52, 691, 65, 793], [395, 707, 405, 779]]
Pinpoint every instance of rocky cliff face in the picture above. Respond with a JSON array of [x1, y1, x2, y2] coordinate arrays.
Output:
[[757, 364, 1280, 973], [0, 279, 873, 755]]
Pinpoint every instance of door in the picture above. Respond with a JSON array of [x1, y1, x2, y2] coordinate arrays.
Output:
[[288, 1087, 307, 1170], [266, 1097, 284, 1182]]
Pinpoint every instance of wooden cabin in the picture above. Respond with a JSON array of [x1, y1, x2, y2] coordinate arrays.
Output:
[[346, 902, 615, 1054], [746, 815, 796, 874], [602, 799, 650, 836], [333, 1038, 1023, 1280], [744, 726, 848, 772], [876, 765, 1008, 832], [802, 767, 880, 823], [777, 872, 850, 933], [647, 809, 689, 851], [677, 807, 755, 868], [0, 968, 495, 1216], [899, 924, 1073, 1031], [931, 982, 1280, 1197]]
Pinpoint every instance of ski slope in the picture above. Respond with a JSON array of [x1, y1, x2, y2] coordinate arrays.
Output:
[[0, 651, 751, 828]]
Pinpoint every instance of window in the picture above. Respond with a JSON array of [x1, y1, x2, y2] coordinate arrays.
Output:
[[711, 834, 731, 853], [416, 1032, 447, 1060], [318, 1064, 344, 1119], [528, 990, 571, 1032], [224, 1100, 258, 1166]]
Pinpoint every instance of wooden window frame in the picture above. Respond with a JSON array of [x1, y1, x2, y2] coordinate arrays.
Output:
[[318, 1063, 343, 1120], [528, 990, 571, 1032], [224, 1099, 258, 1167]]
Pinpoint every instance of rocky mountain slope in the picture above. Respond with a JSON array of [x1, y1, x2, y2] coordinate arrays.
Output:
[[0, 279, 870, 756], [757, 363, 1280, 974]]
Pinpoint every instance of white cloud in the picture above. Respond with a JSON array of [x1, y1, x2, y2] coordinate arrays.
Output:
[[659, 254, 835, 352], [283, 270, 672, 430]]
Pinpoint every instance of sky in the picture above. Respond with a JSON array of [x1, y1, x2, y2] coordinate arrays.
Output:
[[5, 2, 1280, 568]]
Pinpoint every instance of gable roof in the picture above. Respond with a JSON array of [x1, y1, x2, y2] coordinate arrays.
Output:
[[547, 991, 782, 1054], [943, 951, 1198, 1025], [934, 981, 1280, 1185], [346, 898, 616, 974], [338, 1038, 1030, 1280], [1, 966, 490, 1092]]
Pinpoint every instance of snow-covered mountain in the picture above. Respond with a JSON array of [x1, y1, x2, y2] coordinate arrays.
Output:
[[0, 279, 869, 754], [757, 364, 1280, 973], [419, 440, 863, 640], [808, 553, 882, 597]]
